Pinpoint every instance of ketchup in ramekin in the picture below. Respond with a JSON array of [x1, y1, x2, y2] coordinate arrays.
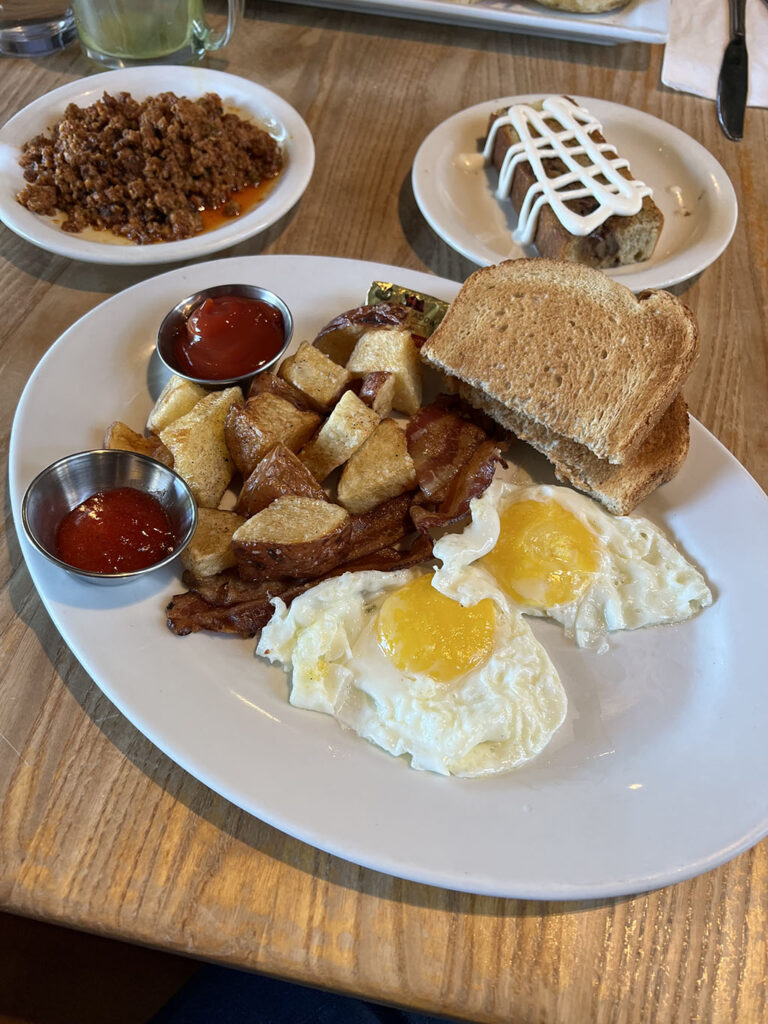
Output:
[[172, 295, 285, 380], [156, 285, 293, 386]]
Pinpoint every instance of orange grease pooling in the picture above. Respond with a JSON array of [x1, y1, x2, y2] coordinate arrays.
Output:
[[199, 180, 278, 233]]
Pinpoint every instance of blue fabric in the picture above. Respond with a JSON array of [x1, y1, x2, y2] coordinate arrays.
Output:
[[149, 964, 462, 1024]]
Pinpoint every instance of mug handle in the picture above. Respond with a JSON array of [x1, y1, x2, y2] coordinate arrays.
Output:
[[200, 0, 243, 52]]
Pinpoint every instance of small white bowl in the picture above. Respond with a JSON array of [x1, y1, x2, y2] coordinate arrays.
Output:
[[0, 66, 314, 265]]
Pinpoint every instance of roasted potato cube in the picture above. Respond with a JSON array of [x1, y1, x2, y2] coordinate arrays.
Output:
[[358, 371, 396, 418], [298, 390, 380, 482], [181, 508, 245, 579], [313, 303, 415, 366], [159, 387, 243, 508], [147, 375, 209, 434], [337, 419, 418, 514], [236, 443, 327, 518], [232, 496, 351, 580], [278, 341, 353, 412], [225, 393, 321, 478], [103, 421, 174, 467], [247, 371, 315, 410], [345, 327, 422, 415]]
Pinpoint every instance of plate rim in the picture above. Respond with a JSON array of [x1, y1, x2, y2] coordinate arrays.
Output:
[[411, 94, 738, 292], [0, 67, 315, 265], [9, 253, 768, 901], [278, 0, 670, 44]]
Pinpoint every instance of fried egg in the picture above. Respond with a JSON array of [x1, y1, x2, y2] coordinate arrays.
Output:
[[432, 481, 712, 651], [256, 567, 567, 777]]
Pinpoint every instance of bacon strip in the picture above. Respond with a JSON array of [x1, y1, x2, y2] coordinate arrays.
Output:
[[168, 493, 431, 637], [166, 576, 311, 637], [410, 440, 505, 534], [406, 396, 497, 503], [167, 531, 433, 637]]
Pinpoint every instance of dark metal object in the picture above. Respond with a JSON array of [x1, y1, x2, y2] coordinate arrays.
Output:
[[717, 0, 748, 141]]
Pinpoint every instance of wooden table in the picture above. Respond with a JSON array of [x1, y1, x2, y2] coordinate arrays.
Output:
[[2, 5, 767, 1022]]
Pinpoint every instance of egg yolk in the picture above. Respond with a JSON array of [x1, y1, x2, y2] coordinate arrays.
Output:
[[481, 498, 599, 609], [376, 573, 496, 684]]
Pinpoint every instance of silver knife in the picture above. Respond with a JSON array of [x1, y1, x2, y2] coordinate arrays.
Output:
[[717, 0, 748, 141]]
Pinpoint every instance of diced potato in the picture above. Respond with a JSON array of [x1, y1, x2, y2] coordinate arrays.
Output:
[[147, 375, 209, 434], [337, 419, 417, 514], [236, 443, 327, 518], [299, 390, 380, 482], [103, 421, 173, 467], [345, 327, 422, 415], [358, 371, 396, 418], [247, 371, 314, 409], [278, 341, 353, 411], [159, 387, 243, 508], [181, 508, 245, 579], [232, 496, 351, 580], [313, 303, 415, 365], [225, 393, 321, 478]]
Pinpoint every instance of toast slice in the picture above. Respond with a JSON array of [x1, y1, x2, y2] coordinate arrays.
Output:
[[550, 393, 690, 514], [459, 381, 689, 515], [420, 259, 699, 465]]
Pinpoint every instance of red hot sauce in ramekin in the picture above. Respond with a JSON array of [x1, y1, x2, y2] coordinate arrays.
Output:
[[56, 487, 176, 574]]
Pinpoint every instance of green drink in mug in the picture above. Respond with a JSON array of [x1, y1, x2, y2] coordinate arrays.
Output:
[[70, 0, 242, 67]]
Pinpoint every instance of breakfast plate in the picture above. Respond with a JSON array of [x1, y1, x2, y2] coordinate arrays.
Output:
[[0, 68, 314, 266], [280, 0, 669, 45], [412, 96, 737, 292], [10, 255, 768, 900]]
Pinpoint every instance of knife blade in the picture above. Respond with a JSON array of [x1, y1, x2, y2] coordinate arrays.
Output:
[[717, 0, 748, 141]]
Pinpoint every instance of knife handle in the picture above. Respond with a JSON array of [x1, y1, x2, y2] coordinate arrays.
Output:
[[729, 0, 746, 39]]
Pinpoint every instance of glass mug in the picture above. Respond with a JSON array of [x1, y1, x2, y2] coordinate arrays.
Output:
[[70, 0, 242, 68], [0, 1, 76, 56]]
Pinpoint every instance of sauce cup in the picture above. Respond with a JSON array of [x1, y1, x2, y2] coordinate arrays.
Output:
[[156, 283, 294, 387], [22, 449, 198, 585]]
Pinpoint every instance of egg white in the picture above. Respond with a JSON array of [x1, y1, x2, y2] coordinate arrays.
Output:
[[432, 480, 713, 651], [256, 567, 567, 777]]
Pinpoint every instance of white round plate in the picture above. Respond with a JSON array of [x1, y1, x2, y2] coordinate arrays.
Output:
[[9, 255, 768, 899], [0, 68, 314, 265], [412, 96, 738, 292]]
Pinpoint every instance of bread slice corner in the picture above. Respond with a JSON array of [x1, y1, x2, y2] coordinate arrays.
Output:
[[420, 258, 699, 465]]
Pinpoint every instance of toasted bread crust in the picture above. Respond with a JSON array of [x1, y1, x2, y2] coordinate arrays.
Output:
[[548, 394, 690, 514], [459, 382, 689, 514], [421, 259, 699, 465]]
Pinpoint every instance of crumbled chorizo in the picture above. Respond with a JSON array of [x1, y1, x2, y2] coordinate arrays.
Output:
[[16, 90, 283, 244]]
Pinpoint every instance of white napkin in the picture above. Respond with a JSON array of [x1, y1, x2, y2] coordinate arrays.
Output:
[[661, 0, 768, 108]]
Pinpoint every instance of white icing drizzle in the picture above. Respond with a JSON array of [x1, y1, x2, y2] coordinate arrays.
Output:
[[482, 95, 652, 245]]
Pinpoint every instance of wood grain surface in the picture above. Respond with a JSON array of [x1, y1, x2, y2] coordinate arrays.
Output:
[[2, 4, 767, 1022]]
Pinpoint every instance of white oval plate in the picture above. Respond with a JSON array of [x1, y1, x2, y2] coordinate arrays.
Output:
[[412, 96, 737, 292], [0, 68, 314, 265], [9, 255, 768, 899]]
